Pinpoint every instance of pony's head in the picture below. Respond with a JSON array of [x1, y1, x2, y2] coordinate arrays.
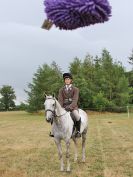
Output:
[[44, 94, 56, 123]]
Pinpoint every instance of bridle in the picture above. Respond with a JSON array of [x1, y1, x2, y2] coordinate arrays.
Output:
[[45, 98, 56, 118], [45, 98, 67, 121]]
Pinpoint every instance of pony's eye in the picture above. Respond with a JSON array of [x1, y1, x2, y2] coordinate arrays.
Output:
[[53, 104, 55, 106]]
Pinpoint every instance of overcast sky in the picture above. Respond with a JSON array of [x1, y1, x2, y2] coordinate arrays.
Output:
[[0, 0, 133, 104]]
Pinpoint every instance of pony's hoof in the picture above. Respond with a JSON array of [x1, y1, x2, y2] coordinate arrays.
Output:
[[82, 159, 85, 163], [74, 159, 77, 162], [66, 168, 71, 172], [74, 156, 78, 162], [60, 169, 64, 172]]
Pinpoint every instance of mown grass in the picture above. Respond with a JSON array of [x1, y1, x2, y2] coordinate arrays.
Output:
[[0, 111, 133, 177]]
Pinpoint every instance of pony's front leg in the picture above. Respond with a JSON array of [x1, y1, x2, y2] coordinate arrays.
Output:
[[66, 140, 71, 172], [54, 139, 64, 171]]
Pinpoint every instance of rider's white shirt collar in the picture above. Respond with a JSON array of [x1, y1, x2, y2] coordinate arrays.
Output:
[[65, 84, 72, 90]]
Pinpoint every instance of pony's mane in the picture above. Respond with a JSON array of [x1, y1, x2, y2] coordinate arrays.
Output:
[[55, 98, 62, 108]]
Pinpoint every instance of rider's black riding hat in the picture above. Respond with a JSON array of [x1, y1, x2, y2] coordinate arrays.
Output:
[[63, 73, 73, 80]]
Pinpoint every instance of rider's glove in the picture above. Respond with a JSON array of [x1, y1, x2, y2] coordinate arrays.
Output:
[[65, 106, 71, 112]]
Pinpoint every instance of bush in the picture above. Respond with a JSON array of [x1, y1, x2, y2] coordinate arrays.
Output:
[[93, 92, 109, 111]]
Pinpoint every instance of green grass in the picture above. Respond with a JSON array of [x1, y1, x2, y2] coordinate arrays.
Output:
[[0, 111, 133, 177]]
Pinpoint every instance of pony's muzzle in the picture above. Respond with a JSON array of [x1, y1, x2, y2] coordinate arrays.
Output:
[[46, 118, 51, 123], [46, 116, 53, 123]]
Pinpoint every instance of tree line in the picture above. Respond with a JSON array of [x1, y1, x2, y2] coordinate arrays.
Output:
[[0, 49, 133, 112], [26, 49, 133, 112]]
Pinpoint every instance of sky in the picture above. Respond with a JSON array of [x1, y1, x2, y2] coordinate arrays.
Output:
[[0, 0, 133, 104]]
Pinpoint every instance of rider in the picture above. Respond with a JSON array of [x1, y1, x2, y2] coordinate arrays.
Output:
[[58, 73, 81, 138], [49, 72, 81, 138]]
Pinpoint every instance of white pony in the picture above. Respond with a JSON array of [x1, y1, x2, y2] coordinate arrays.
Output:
[[44, 95, 88, 172]]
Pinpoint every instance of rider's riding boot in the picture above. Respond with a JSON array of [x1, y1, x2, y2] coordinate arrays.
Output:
[[75, 118, 81, 138]]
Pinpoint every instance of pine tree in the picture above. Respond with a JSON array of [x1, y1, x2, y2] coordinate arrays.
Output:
[[26, 62, 62, 112]]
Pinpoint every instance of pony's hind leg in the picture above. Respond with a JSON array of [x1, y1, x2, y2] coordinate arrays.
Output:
[[72, 137, 78, 162], [66, 140, 71, 172], [82, 129, 87, 162], [54, 138, 64, 171]]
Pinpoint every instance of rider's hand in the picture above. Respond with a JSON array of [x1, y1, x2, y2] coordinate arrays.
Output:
[[65, 106, 71, 112]]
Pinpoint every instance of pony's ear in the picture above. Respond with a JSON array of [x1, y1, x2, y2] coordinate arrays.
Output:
[[43, 92, 47, 99], [52, 93, 55, 98]]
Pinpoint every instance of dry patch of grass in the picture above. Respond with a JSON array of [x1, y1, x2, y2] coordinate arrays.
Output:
[[0, 111, 133, 177]]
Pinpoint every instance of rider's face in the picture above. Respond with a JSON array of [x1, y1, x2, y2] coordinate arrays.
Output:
[[64, 78, 72, 85]]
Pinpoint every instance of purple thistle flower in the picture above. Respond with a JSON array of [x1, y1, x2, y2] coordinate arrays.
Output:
[[44, 0, 112, 30]]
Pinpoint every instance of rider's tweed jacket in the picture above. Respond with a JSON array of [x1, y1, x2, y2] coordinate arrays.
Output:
[[58, 85, 79, 110]]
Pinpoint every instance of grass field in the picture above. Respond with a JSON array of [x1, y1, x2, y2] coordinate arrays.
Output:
[[0, 111, 133, 177]]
